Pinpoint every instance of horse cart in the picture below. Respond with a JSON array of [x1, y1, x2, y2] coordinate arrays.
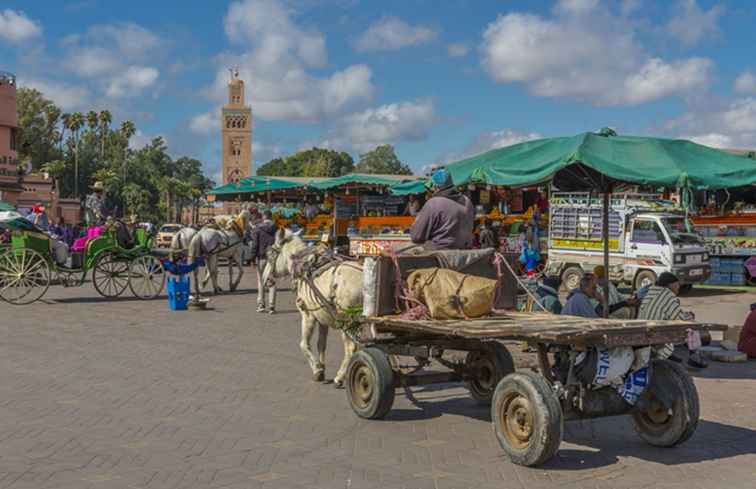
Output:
[[0, 219, 165, 305], [345, 312, 725, 466]]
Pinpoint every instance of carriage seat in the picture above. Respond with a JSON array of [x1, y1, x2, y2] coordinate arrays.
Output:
[[72, 226, 105, 253]]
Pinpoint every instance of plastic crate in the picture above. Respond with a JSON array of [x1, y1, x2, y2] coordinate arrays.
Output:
[[704, 271, 731, 285], [730, 272, 746, 286]]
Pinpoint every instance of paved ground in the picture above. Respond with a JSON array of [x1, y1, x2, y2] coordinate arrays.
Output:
[[0, 271, 755, 489]]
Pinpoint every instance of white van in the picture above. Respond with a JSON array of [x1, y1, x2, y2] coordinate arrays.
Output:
[[545, 193, 711, 291]]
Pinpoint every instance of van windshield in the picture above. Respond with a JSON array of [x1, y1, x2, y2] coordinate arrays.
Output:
[[661, 217, 702, 244]]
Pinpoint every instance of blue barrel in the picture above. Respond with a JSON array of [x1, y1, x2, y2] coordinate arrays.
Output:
[[167, 275, 190, 311]]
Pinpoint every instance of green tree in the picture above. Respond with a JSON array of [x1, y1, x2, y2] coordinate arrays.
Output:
[[355, 144, 412, 175], [257, 148, 354, 177], [41, 159, 67, 195], [66, 112, 84, 198], [99, 110, 112, 162], [15, 88, 62, 168]]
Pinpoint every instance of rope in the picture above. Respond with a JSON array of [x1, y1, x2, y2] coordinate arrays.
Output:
[[493, 252, 549, 314]]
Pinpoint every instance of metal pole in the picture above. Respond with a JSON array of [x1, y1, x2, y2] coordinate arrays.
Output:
[[602, 185, 611, 318]]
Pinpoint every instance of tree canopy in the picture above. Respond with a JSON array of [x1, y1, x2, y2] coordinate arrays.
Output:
[[355, 144, 412, 175], [257, 148, 354, 177]]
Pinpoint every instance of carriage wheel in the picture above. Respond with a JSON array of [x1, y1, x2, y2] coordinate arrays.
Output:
[[465, 342, 515, 405], [632, 359, 699, 447], [92, 253, 129, 298], [492, 371, 563, 467], [0, 248, 51, 305], [346, 347, 396, 420], [128, 255, 165, 299]]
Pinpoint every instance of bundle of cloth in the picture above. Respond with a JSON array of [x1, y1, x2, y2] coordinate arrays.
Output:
[[406, 268, 498, 320]]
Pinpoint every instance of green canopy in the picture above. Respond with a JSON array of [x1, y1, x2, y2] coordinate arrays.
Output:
[[390, 179, 429, 195], [308, 173, 418, 190], [443, 132, 756, 190], [208, 176, 302, 196], [0, 201, 15, 212]]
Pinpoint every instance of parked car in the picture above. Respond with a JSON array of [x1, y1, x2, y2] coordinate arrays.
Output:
[[156, 223, 183, 248]]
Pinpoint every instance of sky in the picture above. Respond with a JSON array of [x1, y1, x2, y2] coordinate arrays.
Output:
[[3, 0, 756, 183]]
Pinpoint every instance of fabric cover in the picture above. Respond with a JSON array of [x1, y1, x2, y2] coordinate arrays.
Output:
[[406, 268, 497, 320]]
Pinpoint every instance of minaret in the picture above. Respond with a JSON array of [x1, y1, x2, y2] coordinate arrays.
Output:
[[221, 68, 252, 188]]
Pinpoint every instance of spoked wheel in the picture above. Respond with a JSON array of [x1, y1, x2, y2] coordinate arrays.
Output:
[[492, 371, 563, 467], [0, 248, 51, 305], [92, 253, 129, 298], [346, 347, 396, 420], [128, 255, 165, 299], [632, 359, 699, 447], [465, 342, 515, 405]]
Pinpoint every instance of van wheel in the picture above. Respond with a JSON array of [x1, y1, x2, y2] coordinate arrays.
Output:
[[634, 270, 657, 291], [561, 266, 583, 292]]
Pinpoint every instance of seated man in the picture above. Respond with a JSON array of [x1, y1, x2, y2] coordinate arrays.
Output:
[[535, 275, 562, 314], [593, 265, 633, 319], [563, 274, 635, 318], [738, 303, 756, 358]]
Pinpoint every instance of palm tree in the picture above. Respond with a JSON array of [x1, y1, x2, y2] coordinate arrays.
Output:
[[120, 120, 136, 214], [60, 113, 71, 151], [98, 110, 112, 162], [67, 112, 84, 198], [86, 111, 98, 131]]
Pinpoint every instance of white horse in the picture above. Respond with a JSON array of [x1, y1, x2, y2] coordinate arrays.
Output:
[[185, 209, 253, 295], [264, 229, 364, 385]]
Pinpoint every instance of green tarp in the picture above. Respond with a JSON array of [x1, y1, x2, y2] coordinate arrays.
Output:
[[0, 201, 15, 212], [208, 176, 302, 196], [390, 179, 429, 195], [308, 173, 417, 190], [443, 132, 756, 190]]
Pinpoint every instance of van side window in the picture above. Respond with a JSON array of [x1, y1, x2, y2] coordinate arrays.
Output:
[[632, 220, 664, 243]]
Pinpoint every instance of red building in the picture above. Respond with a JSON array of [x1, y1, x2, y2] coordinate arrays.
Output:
[[0, 71, 23, 205]]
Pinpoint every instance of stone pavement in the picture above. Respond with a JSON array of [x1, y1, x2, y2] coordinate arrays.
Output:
[[0, 273, 754, 489]]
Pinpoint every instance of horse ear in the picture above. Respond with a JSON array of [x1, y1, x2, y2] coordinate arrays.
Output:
[[293, 228, 303, 237]]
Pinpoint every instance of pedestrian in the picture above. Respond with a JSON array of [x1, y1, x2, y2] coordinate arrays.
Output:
[[479, 218, 499, 250], [535, 275, 562, 314], [637, 272, 707, 368], [738, 303, 756, 358], [250, 210, 278, 314]]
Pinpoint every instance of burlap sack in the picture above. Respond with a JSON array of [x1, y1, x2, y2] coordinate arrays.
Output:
[[406, 268, 497, 320]]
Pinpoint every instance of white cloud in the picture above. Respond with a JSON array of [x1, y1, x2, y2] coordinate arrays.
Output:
[[479, 4, 713, 106], [189, 111, 219, 135], [666, 0, 723, 47], [323, 99, 438, 152], [667, 98, 756, 149], [355, 16, 438, 52], [440, 129, 543, 164], [18, 78, 89, 111], [66, 47, 121, 77], [447, 43, 469, 58], [0, 9, 42, 43], [105, 66, 160, 98], [206, 0, 374, 122], [735, 71, 756, 94]]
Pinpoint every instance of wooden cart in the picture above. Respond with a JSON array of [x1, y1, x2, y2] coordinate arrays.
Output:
[[344, 312, 726, 467]]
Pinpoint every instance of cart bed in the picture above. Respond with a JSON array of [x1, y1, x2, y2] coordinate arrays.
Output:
[[360, 312, 727, 348]]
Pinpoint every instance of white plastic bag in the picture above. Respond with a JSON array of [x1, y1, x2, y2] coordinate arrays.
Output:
[[593, 347, 635, 386], [362, 257, 378, 317]]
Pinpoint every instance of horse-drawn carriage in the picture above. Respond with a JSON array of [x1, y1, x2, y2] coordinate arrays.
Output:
[[0, 218, 165, 305]]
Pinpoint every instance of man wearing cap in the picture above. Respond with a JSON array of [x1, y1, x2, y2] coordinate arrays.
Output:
[[409, 168, 474, 250], [637, 272, 707, 368], [84, 181, 107, 226]]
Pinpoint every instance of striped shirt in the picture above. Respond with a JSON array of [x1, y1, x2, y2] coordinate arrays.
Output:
[[637, 286, 693, 321]]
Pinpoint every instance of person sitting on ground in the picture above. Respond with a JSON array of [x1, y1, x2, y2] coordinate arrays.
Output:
[[250, 210, 278, 314], [593, 265, 634, 319], [535, 275, 562, 314], [409, 168, 475, 251], [738, 302, 756, 358], [637, 272, 707, 368], [563, 274, 636, 318]]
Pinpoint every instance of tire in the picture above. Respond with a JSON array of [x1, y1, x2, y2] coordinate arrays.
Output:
[[345, 347, 396, 420], [0, 248, 51, 305], [561, 266, 583, 291], [632, 359, 699, 447], [492, 371, 563, 467], [92, 253, 130, 298], [128, 255, 166, 299], [465, 342, 515, 405], [634, 270, 657, 291]]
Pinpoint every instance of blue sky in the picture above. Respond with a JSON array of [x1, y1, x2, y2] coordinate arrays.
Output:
[[3, 0, 756, 183]]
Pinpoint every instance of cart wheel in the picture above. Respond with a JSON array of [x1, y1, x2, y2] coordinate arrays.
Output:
[[492, 371, 563, 467], [346, 347, 395, 420], [0, 248, 51, 305], [634, 270, 657, 291], [632, 359, 699, 447], [465, 342, 515, 405], [92, 253, 129, 298], [128, 255, 165, 299], [561, 266, 583, 292]]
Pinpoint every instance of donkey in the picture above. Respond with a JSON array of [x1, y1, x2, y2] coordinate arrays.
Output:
[[263, 229, 364, 386], [185, 209, 253, 296]]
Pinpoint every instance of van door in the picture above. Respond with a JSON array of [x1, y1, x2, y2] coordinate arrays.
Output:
[[627, 218, 669, 270]]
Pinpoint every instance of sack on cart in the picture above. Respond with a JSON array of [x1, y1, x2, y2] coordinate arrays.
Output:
[[406, 268, 498, 320]]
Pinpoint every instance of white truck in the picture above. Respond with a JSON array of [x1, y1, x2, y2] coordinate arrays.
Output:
[[545, 193, 711, 291]]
